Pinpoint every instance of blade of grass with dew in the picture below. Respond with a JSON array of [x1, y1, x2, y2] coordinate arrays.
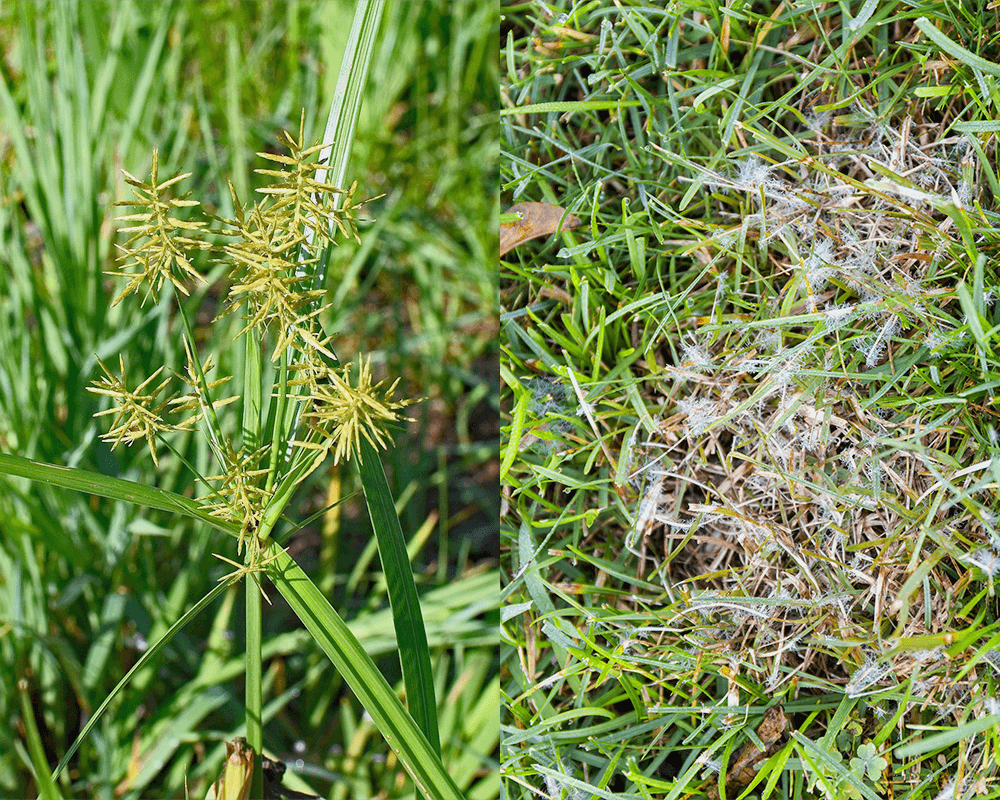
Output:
[[894, 713, 1000, 758], [914, 17, 1000, 78], [264, 542, 461, 800]]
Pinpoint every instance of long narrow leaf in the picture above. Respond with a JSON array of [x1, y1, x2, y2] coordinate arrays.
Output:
[[265, 543, 461, 800], [315, 0, 386, 233], [357, 439, 440, 754], [3, 449, 455, 796], [51, 580, 231, 782], [18, 678, 63, 799], [0, 452, 239, 539]]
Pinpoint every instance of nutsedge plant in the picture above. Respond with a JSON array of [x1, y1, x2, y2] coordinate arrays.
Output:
[[5, 108, 461, 800], [89, 119, 410, 567], [0, 0, 501, 796], [82, 112, 436, 793]]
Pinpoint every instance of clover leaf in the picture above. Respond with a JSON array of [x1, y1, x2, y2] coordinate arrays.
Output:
[[849, 742, 888, 782]]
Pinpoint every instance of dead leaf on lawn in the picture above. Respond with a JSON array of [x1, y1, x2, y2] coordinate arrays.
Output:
[[706, 705, 787, 800], [500, 202, 582, 257]]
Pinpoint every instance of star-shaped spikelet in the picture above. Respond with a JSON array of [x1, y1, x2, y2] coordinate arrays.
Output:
[[87, 356, 174, 465]]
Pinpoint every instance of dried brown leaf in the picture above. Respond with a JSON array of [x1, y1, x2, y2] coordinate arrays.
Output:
[[500, 202, 581, 257], [706, 706, 787, 800]]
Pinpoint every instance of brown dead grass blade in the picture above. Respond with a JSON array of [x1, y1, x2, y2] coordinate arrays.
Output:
[[500, 202, 581, 257]]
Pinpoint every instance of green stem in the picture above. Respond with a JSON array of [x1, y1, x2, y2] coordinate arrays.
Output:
[[243, 325, 262, 455], [18, 671, 62, 800], [175, 296, 226, 452], [245, 567, 264, 800], [265, 346, 289, 494]]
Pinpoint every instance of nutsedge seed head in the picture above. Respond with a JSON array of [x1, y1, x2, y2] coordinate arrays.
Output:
[[109, 149, 209, 307], [87, 355, 175, 465], [295, 356, 415, 466]]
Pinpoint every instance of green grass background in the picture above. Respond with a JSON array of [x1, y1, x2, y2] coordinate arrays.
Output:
[[0, 1, 499, 798], [502, 2, 1000, 799]]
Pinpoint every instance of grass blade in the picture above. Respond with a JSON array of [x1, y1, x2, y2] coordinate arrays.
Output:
[[266, 542, 460, 800], [357, 438, 440, 754], [0, 452, 239, 539], [894, 714, 1000, 758], [18, 676, 63, 799], [51, 580, 231, 782], [914, 17, 1000, 78]]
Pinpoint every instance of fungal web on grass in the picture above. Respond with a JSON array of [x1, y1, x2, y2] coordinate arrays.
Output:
[[631, 101, 992, 714]]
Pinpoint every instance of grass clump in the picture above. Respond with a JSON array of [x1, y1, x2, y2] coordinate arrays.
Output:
[[502, 3, 1000, 799]]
